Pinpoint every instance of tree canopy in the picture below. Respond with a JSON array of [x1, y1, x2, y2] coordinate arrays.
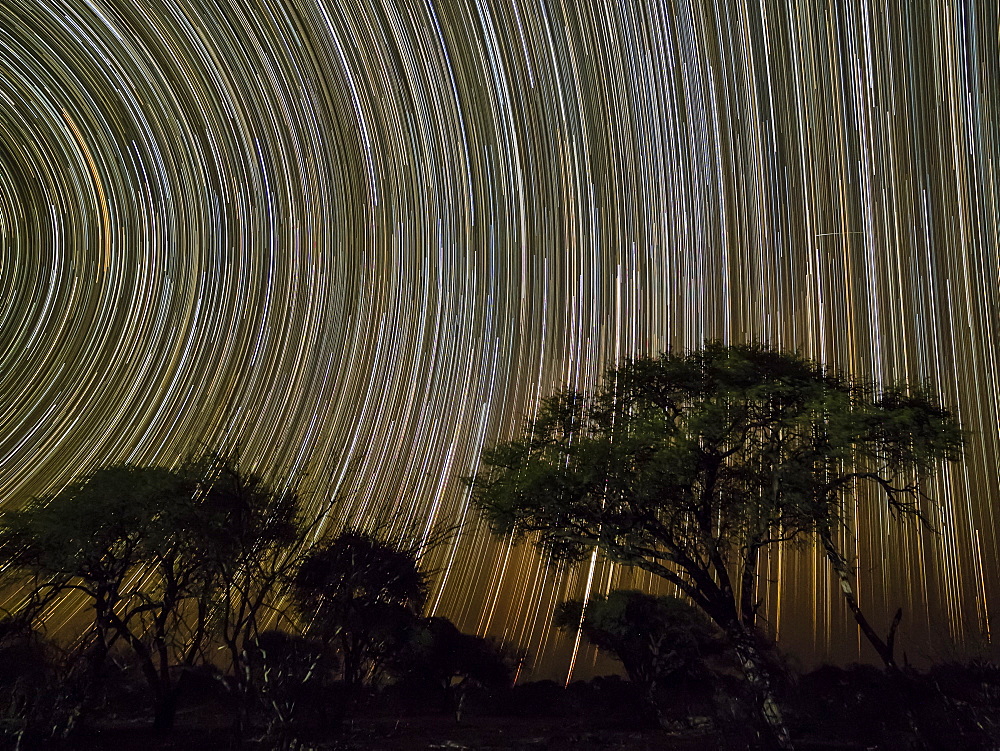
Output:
[[185, 453, 313, 682], [471, 342, 963, 747], [555, 590, 723, 688], [292, 531, 428, 690], [556, 590, 725, 725], [473, 343, 961, 624], [0, 464, 205, 729], [0, 457, 314, 732]]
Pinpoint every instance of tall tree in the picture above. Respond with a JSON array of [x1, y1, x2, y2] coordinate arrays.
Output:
[[0, 456, 326, 733], [470, 342, 962, 749], [183, 454, 314, 693]]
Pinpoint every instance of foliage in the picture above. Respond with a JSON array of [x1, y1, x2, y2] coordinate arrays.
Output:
[[473, 342, 961, 619], [555, 591, 724, 693], [292, 531, 427, 691], [398, 617, 518, 720], [0, 466, 194, 603], [471, 342, 963, 746], [474, 343, 960, 601], [0, 465, 207, 730], [0, 456, 316, 733], [181, 453, 314, 700]]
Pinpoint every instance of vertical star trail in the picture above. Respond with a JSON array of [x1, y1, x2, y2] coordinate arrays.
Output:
[[1, 0, 997, 676]]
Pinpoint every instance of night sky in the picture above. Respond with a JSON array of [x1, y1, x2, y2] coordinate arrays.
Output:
[[1, 0, 998, 678]]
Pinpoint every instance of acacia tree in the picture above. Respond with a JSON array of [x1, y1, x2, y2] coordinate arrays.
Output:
[[183, 454, 314, 694], [399, 616, 519, 721], [0, 465, 208, 731], [0, 457, 327, 734], [470, 343, 962, 749], [555, 590, 724, 725], [292, 531, 427, 694]]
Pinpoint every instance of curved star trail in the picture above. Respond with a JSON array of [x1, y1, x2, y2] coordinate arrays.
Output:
[[1, 0, 997, 676]]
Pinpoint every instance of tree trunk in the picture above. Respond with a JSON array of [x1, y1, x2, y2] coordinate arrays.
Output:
[[821, 533, 899, 670], [728, 628, 794, 750], [454, 682, 466, 724], [76, 597, 116, 730], [642, 681, 666, 729], [740, 541, 763, 630], [153, 689, 178, 733]]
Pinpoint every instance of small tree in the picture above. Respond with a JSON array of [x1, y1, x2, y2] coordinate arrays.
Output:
[[292, 531, 427, 696], [555, 590, 724, 725], [471, 343, 962, 749], [399, 617, 518, 721]]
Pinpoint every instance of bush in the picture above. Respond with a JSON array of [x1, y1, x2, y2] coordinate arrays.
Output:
[[0, 630, 80, 748], [244, 630, 342, 740]]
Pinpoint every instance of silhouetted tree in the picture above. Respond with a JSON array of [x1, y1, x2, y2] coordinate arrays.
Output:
[[181, 454, 315, 707], [0, 465, 206, 731], [555, 590, 724, 725], [399, 617, 518, 721], [0, 456, 336, 736], [292, 531, 427, 696], [470, 342, 962, 749]]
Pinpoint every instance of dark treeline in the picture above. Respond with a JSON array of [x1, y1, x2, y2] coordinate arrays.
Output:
[[1, 344, 998, 750], [0, 454, 518, 748]]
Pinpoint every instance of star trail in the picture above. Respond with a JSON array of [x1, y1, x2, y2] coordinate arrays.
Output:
[[1, 0, 998, 677]]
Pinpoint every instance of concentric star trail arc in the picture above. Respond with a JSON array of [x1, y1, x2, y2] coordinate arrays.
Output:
[[1, 0, 998, 676]]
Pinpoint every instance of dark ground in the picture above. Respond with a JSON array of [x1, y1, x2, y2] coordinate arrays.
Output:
[[26, 703, 955, 751], [11, 663, 1000, 750], [53, 716, 717, 751], [37, 715, 873, 751]]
